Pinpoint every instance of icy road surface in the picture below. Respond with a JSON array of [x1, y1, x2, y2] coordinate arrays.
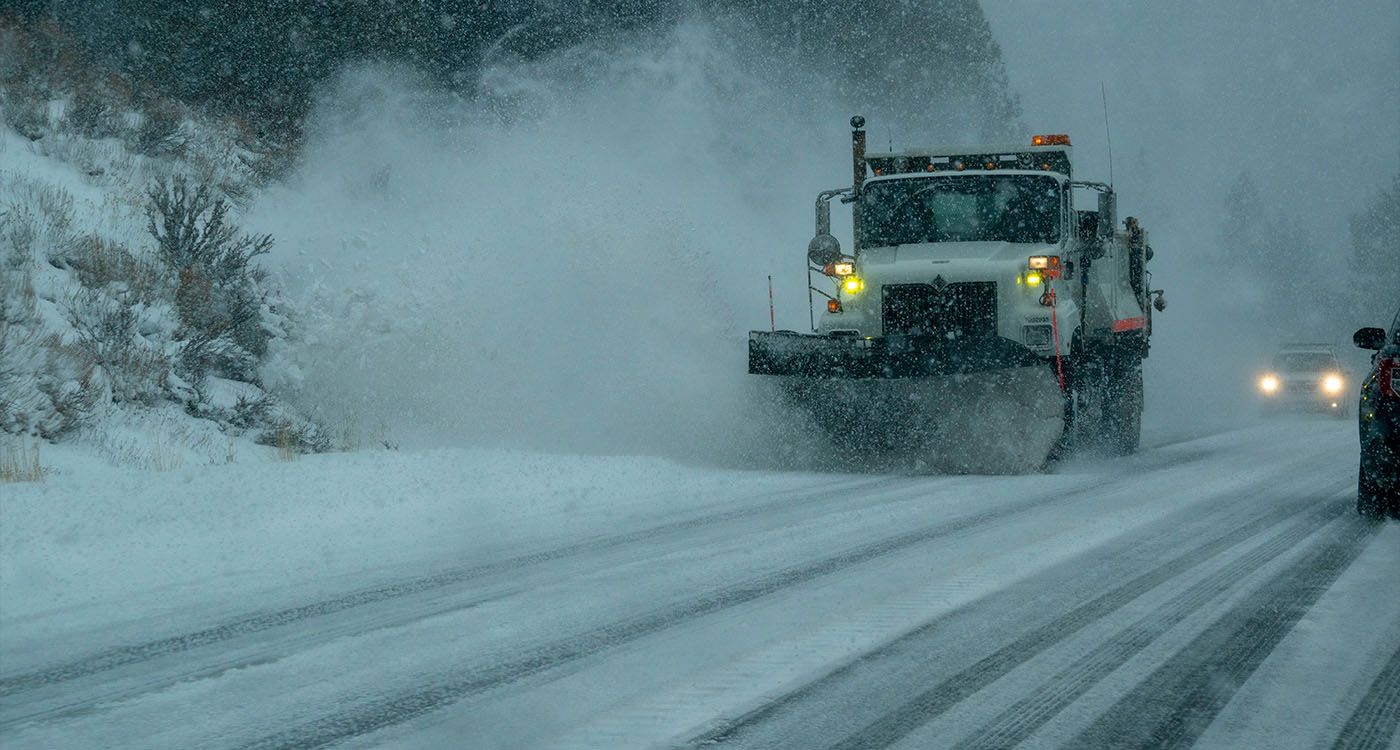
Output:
[[2, 420, 1398, 749]]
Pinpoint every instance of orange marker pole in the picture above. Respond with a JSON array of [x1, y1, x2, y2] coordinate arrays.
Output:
[[768, 275, 775, 332]]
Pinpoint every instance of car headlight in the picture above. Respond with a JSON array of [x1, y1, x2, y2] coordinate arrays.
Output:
[[1259, 374, 1280, 394], [1321, 374, 1344, 394]]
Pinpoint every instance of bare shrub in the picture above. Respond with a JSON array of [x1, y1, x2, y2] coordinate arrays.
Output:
[[257, 419, 329, 458], [146, 177, 270, 281], [0, 18, 88, 96], [146, 176, 273, 383], [63, 78, 120, 138], [229, 393, 273, 428], [133, 98, 186, 157], [0, 254, 42, 435], [1, 92, 48, 140], [2, 204, 38, 264], [66, 291, 171, 406], [34, 333, 102, 439]]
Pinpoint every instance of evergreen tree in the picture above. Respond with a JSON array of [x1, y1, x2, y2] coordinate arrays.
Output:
[[1221, 171, 1266, 272], [21, 0, 1020, 144], [1349, 173, 1400, 317], [722, 0, 1021, 139]]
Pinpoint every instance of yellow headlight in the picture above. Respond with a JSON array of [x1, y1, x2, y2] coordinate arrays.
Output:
[[842, 276, 864, 294], [1259, 374, 1280, 393], [1322, 374, 1344, 393], [1025, 270, 1043, 287]]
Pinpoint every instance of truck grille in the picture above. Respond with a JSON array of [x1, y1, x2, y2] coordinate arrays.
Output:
[[881, 282, 997, 338]]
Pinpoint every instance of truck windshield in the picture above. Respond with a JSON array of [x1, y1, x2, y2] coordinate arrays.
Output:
[[860, 174, 1061, 246], [1273, 353, 1337, 371]]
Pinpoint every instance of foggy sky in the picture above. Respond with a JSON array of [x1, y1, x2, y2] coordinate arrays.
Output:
[[983, 0, 1399, 245]]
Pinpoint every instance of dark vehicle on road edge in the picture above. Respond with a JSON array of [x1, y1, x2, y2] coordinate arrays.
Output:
[[1353, 306, 1400, 519]]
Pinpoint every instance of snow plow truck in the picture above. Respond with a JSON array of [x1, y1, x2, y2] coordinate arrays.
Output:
[[750, 117, 1165, 473]]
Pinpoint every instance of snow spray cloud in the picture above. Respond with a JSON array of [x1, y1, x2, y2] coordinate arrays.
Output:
[[250, 21, 872, 459]]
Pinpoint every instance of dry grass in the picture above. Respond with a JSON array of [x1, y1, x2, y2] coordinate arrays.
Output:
[[0, 441, 45, 482], [148, 430, 183, 472], [274, 425, 298, 461], [65, 234, 168, 303]]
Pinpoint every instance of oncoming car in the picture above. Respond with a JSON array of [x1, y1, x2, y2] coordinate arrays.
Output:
[[1256, 344, 1349, 417], [1354, 307, 1400, 519]]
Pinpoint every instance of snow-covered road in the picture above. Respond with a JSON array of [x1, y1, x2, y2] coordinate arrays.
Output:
[[2, 420, 1397, 749]]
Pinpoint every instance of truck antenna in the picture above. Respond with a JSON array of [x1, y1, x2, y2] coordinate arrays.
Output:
[[1101, 82, 1115, 187]]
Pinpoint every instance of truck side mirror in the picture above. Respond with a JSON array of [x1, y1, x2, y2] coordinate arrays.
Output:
[[1097, 192, 1116, 238], [808, 233, 843, 267], [1353, 327, 1387, 351], [1077, 211, 1100, 244]]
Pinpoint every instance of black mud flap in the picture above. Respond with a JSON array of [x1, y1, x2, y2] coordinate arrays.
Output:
[[748, 331, 1045, 379]]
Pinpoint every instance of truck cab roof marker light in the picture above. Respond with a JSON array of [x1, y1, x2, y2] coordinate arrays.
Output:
[[1032, 134, 1072, 146]]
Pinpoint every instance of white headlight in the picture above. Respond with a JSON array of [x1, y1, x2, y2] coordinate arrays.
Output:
[[1322, 374, 1344, 393], [1259, 374, 1280, 394]]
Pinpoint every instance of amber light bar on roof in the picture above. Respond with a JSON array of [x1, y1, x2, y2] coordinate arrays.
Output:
[[867, 150, 1072, 178], [1032, 134, 1072, 146]]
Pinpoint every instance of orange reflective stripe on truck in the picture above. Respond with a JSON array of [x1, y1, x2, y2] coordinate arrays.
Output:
[[1112, 316, 1148, 332]]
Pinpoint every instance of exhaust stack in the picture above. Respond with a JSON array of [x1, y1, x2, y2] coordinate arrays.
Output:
[[851, 115, 866, 250], [851, 115, 866, 192]]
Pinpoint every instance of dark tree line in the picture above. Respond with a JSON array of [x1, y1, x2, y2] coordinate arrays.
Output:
[[1221, 169, 1399, 336], [1350, 173, 1399, 319], [6, 0, 1019, 142]]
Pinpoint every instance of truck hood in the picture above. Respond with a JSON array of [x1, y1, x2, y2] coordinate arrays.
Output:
[[860, 241, 1058, 267]]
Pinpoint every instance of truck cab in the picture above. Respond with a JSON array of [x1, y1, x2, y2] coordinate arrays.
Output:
[[814, 136, 1152, 366]]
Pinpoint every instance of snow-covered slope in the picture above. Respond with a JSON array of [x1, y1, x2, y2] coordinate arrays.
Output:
[[1, 79, 320, 467]]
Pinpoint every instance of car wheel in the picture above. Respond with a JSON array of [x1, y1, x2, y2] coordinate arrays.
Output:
[[1357, 464, 1387, 520]]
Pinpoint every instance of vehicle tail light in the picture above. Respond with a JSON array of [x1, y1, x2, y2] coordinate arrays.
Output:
[[1379, 357, 1399, 399]]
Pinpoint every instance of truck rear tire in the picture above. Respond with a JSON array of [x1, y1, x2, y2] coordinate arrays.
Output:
[[1104, 361, 1144, 456]]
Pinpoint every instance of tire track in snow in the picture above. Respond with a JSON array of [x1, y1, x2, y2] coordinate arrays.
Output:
[[0, 425, 1222, 707], [682, 464, 1345, 749], [2, 434, 1220, 731], [0, 475, 908, 700], [1331, 640, 1400, 750], [1070, 512, 1377, 750], [231, 477, 1146, 750], [952, 490, 1353, 750]]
